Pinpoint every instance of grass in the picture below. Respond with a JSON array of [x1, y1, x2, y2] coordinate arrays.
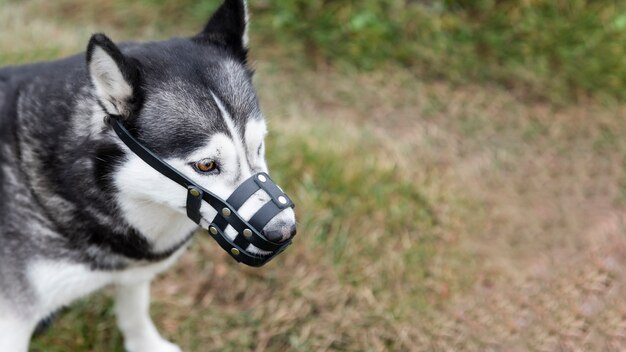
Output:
[[251, 0, 626, 103], [3, 0, 626, 351], [5, 0, 626, 103]]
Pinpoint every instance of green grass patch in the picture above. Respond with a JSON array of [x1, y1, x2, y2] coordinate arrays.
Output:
[[255, 0, 626, 103], [268, 123, 437, 276], [31, 295, 124, 352], [5, 0, 623, 102]]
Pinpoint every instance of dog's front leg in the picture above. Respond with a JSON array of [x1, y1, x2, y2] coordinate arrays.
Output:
[[115, 281, 181, 352], [0, 313, 34, 352]]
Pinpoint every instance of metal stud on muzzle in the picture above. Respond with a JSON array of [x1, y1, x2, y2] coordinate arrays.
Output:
[[109, 116, 295, 267]]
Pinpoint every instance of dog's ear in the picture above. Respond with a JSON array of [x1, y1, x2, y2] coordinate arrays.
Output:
[[86, 33, 142, 119], [193, 0, 249, 63]]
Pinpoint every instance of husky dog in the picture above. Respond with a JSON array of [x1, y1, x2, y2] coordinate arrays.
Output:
[[0, 0, 297, 351]]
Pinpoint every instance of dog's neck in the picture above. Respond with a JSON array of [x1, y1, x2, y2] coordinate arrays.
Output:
[[115, 192, 198, 254], [94, 102, 203, 256], [14, 95, 196, 263]]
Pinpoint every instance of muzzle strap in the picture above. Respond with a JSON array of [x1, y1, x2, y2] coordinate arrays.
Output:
[[209, 173, 292, 253], [248, 201, 285, 232], [225, 176, 261, 210], [186, 187, 204, 224]]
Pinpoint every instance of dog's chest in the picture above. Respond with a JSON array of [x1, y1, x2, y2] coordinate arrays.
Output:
[[27, 254, 181, 315]]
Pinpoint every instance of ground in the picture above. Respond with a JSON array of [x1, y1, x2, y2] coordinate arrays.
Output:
[[1, 0, 626, 351]]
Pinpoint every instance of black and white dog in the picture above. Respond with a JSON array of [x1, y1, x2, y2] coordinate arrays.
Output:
[[0, 0, 296, 351]]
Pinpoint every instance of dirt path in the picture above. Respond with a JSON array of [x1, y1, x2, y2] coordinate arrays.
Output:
[[377, 79, 626, 350]]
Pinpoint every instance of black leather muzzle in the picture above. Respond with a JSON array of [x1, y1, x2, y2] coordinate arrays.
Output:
[[109, 116, 295, 267]]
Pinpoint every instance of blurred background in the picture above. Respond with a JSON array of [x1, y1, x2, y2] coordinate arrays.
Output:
[[2, 0, 626, 350]]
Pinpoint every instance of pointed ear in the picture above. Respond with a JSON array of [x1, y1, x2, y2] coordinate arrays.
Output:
[[193, 0, 249, 63], [86, 33, 142, 119]]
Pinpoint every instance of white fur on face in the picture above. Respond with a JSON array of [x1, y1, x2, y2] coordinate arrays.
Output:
[[113, 94, 295, 256], [181, 131, 283, 248], [113, 133, 240, 253], [114, 153, 201, 253], [89, 46, 133, 116], [245, 117, 268, 171], [211, 92, 252, 176]]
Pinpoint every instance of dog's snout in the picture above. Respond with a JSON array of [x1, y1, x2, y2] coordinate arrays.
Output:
[[263, 223, 297, 243]]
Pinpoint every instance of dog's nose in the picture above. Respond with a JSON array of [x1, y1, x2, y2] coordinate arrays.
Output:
[[263, 223, 297, 243]]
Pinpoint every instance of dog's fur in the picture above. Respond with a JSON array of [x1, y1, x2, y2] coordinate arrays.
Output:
[[0, 1, 296, 351]]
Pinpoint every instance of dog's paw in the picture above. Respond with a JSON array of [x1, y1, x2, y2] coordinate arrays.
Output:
[[124, 336, 182, 352]]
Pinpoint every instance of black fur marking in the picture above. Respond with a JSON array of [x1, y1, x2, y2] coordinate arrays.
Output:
[[93, 142, 125, 192], [193, 0, 249, 64], [33, 309, 64, 337]]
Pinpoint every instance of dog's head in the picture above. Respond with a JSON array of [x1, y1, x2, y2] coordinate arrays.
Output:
[[86, 0, 296, 256]]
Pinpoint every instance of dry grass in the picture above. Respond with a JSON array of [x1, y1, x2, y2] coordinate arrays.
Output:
[[2, 0, 626, 351]]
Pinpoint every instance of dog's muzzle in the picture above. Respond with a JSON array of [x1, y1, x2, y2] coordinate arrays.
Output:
[[109, 116, 295, 267]]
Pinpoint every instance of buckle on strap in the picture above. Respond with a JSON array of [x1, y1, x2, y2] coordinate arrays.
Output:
[[186, 187, 203, 224]]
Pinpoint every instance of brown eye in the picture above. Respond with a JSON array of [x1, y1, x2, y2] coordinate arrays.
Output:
[[195, 159, 218, 173]]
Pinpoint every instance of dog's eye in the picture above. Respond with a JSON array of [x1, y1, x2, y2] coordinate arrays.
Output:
[[194, 159, 218, 173]]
